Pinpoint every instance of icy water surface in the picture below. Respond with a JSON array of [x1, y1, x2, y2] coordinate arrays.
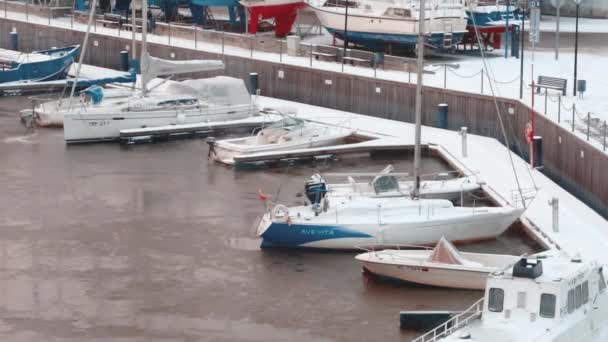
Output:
[[0, 95, 541, 341]]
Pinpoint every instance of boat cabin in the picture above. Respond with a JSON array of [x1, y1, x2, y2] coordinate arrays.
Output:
[[478, 253, 608, 339]]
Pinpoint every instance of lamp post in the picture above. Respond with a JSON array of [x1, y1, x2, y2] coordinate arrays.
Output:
[[573, 0, 583, 96], [551, 0, 565, 61]]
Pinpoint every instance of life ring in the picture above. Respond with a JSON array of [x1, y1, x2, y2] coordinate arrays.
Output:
[[270, 204, 290, 223], [525, 122, 534, 144]]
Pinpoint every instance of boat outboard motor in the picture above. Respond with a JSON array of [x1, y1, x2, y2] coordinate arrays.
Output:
[[305, 174, 327, 205]]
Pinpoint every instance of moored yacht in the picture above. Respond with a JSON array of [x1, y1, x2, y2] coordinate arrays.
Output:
[[308, 0, 468, 51], [413, 252, 608, 342], [208, 116, 355, 164]]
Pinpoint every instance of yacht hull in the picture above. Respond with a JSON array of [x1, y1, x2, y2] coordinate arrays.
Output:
[[63, 104, 255, 143], [257, 207, 523, 250]]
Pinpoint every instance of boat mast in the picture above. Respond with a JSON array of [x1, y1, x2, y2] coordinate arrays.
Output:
[[141, 0, 148, 96], [412, 0, 425, 198]]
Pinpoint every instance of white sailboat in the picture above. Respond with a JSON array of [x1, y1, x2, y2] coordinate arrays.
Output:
[[355, 237, 519, 290], [303, 165, 481, 203], [208, 116, 355, 164], [254, 1, 525, 250], [414, 252, 608, 342], [308, 0, 467, 50], [42, 0, 257, 143]]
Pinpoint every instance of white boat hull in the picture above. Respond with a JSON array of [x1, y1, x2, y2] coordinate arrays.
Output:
[[63, 104, 256, 143], [257, 198, 523, 249]]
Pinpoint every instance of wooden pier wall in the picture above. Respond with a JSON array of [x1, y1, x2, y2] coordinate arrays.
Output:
[[1, 18, 606, 217]]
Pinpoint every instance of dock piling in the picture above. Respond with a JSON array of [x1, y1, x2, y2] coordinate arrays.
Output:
[[9, 30, 18, 51], [572, 104, 575, 132], [533, 136, 543, 168], [549, 197, 559, 233], [249, 72, 259, 95], [437, 104, 448, 129], [120, 50, 129, 71], [460, 127, 468, 157]]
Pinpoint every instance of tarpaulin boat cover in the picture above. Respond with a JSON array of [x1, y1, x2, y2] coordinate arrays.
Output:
[[427, 236, 470, 265], [165, 76, 251, 106]]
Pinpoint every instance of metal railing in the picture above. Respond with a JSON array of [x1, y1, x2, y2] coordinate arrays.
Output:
[[411, 298, 484, 342]]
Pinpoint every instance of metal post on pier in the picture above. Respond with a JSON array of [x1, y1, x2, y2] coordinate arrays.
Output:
[[25, 0, 29, 21], [4, 0, 7, 18], [443, 64, 447, 88], [587, 112, 590, 141], [279, 40, 282, 63], [309, 44, 313, 68], [558, 95, 561, 123], [480, 68, 484, 94], [194, 27, 197, 49], [604, 121, 606, 151], [168, 22, 171, 45], [250, 35, 253, 58], [460, 127, 468, 157], [549, 197, 559, 232], [221, 31, 225, 55], [48, 5, 51, 25], [572, 103, 575, 132], [544, 91, 548, 114], [9, 30, 18, 51], [71, 10, 74, 29]]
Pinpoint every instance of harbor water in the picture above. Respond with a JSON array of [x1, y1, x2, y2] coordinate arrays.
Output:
[[0, 95, 541, 341]]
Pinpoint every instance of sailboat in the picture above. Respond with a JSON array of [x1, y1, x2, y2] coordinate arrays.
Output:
[[308, 0, 467, 51], [255, 0, 525, 249], [55, 0, 258, 143], [303, 165, 481, 203], [0, 45, 80, 85]]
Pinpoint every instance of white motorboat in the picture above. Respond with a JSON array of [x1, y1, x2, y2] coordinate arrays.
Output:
[[355, 237, 519, 290], [62, 76, 257, 143], [308, 0, 467, 50], [303, 165, 481, 203], [208, 116, 355, 164], [413, 252, 608, 342]]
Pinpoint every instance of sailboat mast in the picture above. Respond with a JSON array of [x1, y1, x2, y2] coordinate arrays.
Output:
[[141, 0, 148, 96], [413, 0, 426, 198]]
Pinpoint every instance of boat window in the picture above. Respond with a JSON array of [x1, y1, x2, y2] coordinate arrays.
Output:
[[567, 289, 575, 313], [539, 293, 556, 318], [372, 175, 399, 194], [488, 288, 504, 312], [269, 117, 304, 130], [582, 281, 589, 304], [600, 269, 607, 293], [575, 285, 582, 309]]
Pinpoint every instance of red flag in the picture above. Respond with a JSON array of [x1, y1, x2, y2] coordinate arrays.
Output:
[[258, 189, 268, 201]]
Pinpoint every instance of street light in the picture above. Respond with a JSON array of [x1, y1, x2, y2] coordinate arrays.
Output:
[[573, 0, 583, 96]]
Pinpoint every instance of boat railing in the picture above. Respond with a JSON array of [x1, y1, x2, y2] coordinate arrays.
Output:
[[509, 187, 538, 209], [411, 297, 484, 342], [355, 244, 433, 253]]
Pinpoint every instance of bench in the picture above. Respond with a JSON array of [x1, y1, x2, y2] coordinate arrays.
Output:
[[536, 75, 567, 96], [342, 56, 372, 67], [122, 23, 143, 32], [96, 13, 122, 28], [311, 51, 337, 61]]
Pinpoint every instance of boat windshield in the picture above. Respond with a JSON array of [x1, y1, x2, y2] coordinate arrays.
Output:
[[269, 117, 305, 130], [371, 175, 399, 193]]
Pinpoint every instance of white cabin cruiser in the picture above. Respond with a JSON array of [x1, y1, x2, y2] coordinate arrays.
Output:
[[355, 237, 519, 289], [304, 165, 481, 203], [308, 0, 467, 50], [208, 116, 355, 164], [413, 252, 608, 342]]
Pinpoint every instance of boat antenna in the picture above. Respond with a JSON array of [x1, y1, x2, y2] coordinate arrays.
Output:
[[141, 0, 148, 96], [468, 1, 530, 208], [412, 0, 426, 198], [67, 0, 98, 110]]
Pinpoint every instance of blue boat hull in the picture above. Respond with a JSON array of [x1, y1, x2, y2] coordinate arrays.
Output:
[[0, 45, 80, 84], [260, 222, 373, 249], [325, 28, 465, 50], [465, 9, 524, 29]]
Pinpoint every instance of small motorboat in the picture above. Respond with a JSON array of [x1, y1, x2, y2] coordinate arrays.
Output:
[[0, 45, 80, 85], [208, 116, 355, 164], [304, 165, 481, 204], [355, 237, 519, 290]]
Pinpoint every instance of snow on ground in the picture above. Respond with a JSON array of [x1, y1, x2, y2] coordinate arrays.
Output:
[[535, 15, 608, 34], [257, 95, 608, 265]]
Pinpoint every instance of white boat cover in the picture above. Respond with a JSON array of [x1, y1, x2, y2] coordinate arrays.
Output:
[[427, 236, 475, 266], [140, 51, 225, 88], [165, 77, 252, 106]]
